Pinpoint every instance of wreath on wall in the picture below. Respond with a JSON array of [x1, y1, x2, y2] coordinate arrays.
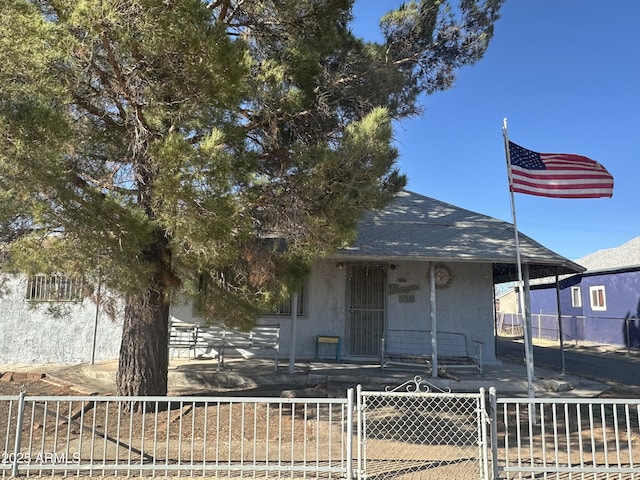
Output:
[[433, 263, 454, 289]]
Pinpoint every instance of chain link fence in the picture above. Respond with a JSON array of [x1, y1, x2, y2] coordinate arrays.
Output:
[[356, 377, 489, 479]]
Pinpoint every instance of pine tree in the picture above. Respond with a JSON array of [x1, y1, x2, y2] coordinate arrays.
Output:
[[0, 0, 503, 397]]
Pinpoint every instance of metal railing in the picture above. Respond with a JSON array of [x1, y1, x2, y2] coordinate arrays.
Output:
[[1, 391, 353, 478], [497, 312, 640, 354], [4, 386, 640, 479], [490, 389, 640, 479], [381, 330, 484, 374]]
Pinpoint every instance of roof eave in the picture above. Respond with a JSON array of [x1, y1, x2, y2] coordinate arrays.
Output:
[[327, 253, 584, 282]]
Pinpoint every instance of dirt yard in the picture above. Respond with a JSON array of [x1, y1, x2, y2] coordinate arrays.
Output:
[[594, 380, 640, 398], [2, 369, 640, 398], [0, 372, 75, 396], [2, 368, 640, 480]]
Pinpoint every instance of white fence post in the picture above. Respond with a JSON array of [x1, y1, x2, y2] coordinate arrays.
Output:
[[479, 387, 490, 480], [11, 391, 26, 478], [489, 387, 499, 480], [346, 388, 354, 479], [356, 384, 363, 480]]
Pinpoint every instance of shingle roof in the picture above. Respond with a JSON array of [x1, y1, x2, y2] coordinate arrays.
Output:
[[574, 236, 640, 272], [335, 190, 583, 281]]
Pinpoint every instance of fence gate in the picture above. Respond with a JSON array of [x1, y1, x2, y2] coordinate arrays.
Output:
[[356, 377, 489, 480]]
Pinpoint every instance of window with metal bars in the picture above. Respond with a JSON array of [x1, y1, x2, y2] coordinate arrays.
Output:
[[26, 274, 83, 302]]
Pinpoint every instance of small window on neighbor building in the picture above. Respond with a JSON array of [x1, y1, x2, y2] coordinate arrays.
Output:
[[26, 274, 83, 302], [589, 285, 606, 311], [571, 286, 582, 307]]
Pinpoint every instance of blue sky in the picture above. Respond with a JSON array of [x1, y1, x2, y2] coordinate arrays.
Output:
[[351, 1, 639, 261]]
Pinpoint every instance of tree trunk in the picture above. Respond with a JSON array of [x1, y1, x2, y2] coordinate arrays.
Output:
[[116, 286, 170, 399]]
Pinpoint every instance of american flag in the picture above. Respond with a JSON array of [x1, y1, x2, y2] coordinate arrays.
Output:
[[508, 141, 614, 199]]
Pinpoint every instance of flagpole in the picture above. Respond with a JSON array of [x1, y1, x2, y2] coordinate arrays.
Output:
[[502, 118, 536, 400]]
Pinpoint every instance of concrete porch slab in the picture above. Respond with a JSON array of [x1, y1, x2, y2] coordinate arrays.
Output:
[[34, 355, 609, 398]]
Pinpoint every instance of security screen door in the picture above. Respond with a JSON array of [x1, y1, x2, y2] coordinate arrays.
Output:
[[347, 264, 386, 357]]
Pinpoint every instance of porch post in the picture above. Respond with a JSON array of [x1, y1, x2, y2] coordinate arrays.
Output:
[[429, 262, 438, 378], [555, 274, 566, 375]]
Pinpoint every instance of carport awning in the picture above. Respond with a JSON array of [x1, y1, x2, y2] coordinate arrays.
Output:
[[492, 262, 580, 284]]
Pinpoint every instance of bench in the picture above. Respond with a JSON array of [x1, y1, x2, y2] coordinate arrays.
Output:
[[381, 330, 483, 375], [215, 324, 280, 372], [168, 321, 199, 360], [168, 320, 280, 371]]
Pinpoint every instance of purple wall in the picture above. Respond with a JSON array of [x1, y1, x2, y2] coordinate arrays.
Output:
[[528, 269, 640, 348]]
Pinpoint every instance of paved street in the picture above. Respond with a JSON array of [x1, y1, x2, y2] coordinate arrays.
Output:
[[497, 336, 640, 388]]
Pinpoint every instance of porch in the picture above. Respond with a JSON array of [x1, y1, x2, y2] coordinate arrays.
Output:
[[41, 345, 607, 398]]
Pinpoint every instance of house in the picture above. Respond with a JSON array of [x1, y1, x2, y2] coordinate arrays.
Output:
[[1, 190, 583, 367], [172, 190, 582, 368], [526, 236, 640, 347]]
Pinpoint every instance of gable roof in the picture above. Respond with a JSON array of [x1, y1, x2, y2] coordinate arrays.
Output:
[[574, 236, 640, 273], [335, 190, 584, 282]]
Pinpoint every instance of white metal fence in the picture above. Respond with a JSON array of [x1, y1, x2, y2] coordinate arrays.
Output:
[[3, 386, 640, 479], [1, 392, 353, 478], [490, 388, 640, 479]]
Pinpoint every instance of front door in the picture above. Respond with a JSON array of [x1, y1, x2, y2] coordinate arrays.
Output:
[[347, 264, 386, 357]]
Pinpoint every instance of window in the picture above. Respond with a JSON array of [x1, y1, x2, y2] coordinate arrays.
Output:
[[589, 285, 607, 311], [264, 286, 305, 316], [570, 286, 582, 307], [192, 274, 306, 317], [26, 274, 83, 302]]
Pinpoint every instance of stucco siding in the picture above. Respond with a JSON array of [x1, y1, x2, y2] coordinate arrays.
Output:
[[581, 272, 640, 346], [582, 272, 640, 319], [437, 262, 496, 362], [386, 262, 431, 332], [168, 258, 349, 360], [170, 259, 498, 363], [260, 258, 348, 359], [1, 259, 500, 366], [281, 259, 497, 362], [0, 276, 122, 364]]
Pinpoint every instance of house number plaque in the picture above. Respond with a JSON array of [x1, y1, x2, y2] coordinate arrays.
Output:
[[388, 283, 419, 303], [398, 294, 415, 303]]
